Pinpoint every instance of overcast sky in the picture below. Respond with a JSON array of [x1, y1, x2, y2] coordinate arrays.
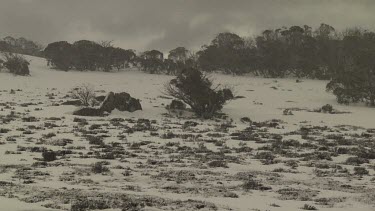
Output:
[[1, 0, 375, 52]]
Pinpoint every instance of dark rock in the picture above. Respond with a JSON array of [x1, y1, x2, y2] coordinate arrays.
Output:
[[100, 92, 142, 113], [73, 107, 103, 116], [127, 97, 142, 112], [73, 92, 141, 116], [100, 92, 116, 112], [168, 100, 186, 110], [62, 100, 81, 106], [95, 95, 106, 102], [115, 92, 132, 111]]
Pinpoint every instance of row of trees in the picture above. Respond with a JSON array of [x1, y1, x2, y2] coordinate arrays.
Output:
[[137, 47, 197, 75], [42, 23, 354, 79], [0, 36, 43, 57], [197, 23, 339, 79], [42, 24, 375, 107], [43, 40, 195, 74], [327, 28, 375, 106], [44, 40, 136, 71]]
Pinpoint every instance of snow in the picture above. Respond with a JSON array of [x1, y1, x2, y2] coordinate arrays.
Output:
[[1, 55, 373, 129], [0, 55, 374, 211]]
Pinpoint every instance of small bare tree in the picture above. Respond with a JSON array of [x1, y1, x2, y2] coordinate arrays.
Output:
[[71, 84, 96, 107]]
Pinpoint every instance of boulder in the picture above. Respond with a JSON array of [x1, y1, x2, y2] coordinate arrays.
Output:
[[168, 100, 186, 110], [127, 97, 142, 112], [100, 92, 116, 112], [95, 95, 106, 102], [73, 107, 103, 116], [62, 99, 82, 106], [100, 92, 142, 113], [114, 92, 132, 111]]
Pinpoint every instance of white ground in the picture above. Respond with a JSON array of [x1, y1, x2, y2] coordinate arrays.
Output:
[[0, 55, 374, 211]]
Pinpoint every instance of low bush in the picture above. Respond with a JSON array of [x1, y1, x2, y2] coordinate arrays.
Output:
[[1, 53, 30, 76], [301, 204, 318, 210], [42, 150, 57, 162], [91, 162, 110, 174], [353, 167, 369, 176], [164, 67, 233, 118]]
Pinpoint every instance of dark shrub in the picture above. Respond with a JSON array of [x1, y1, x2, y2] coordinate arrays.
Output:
[[71, 198, 110, 211], [164, 68, 233, 118], [91, 162, 110, 174], [86, 135, 104, 145], [167, 99, 186, 110], [42, 150, 57, 162], [321, 104, 333, 113], [353, 167, 369, 176], [301, 204, 318, 210], [208, 160, 228, 168], [254, 151, 275, 160], [242, 179, 271, 191], [121, 198, 145, 211], [2, 53, 30, 76], [345, 157, 369, 165], [240, 117, 252, 123]]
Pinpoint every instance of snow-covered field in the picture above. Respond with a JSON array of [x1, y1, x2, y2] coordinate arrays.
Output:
[[0, 55, 374, 211]]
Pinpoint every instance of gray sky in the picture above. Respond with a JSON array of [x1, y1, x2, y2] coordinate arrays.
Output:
[[1, 0, 375, 52]]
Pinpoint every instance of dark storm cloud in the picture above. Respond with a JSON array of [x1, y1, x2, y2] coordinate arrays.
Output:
[[1, 0, 375, 52]]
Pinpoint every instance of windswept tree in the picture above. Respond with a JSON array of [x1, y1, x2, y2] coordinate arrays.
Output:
[[165, 47, 190, 75], [313, 23, 339, 79], [97, 40, 114, 71], [72, 40, 103, 71], [137, 50, 164, 74], [211, 32, 245, 49], [164, 67, 234, 118], [163, 58, 179, 75], [197, 32, 250, 75], [168, 47, 189, 63], [315, 23, 337, 40], [1, 53, 30, 76], [255, 29, 289, 77], [111, 48, 136, 71], [44, 41, 74, 71], [327, 28, 375, 106]]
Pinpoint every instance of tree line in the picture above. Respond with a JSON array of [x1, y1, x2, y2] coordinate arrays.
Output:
[[0, 36, 43, 57], [40, 23, 362, 78], [1, 23, 373, 107], [41, 23, 375, 107], [43, 40, 136, 71]]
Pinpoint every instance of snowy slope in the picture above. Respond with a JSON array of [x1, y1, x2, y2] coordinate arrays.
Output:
[[1, 55, 373, 129]]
